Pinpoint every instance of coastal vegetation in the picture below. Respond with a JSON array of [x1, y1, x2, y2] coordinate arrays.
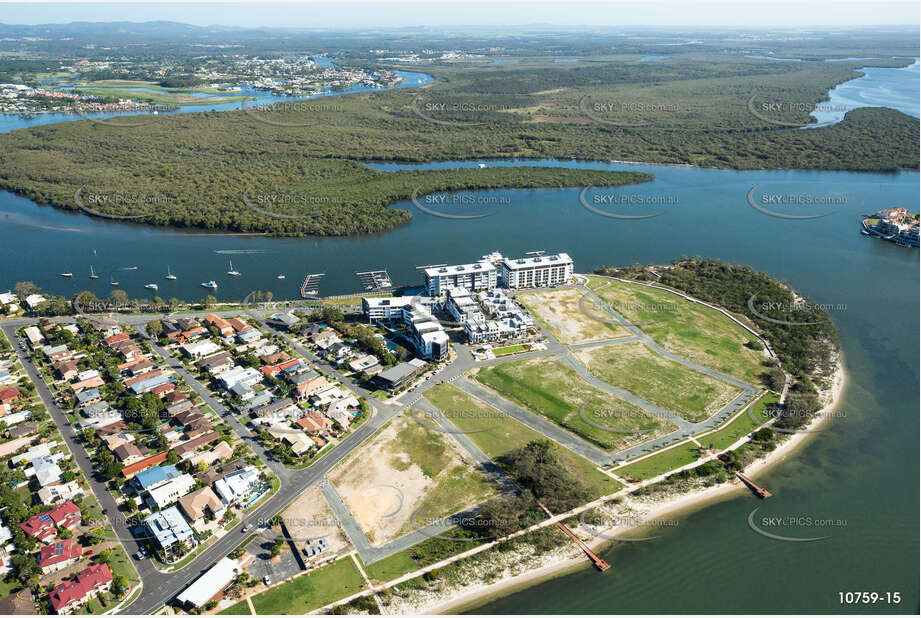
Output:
[[0, 54, 916, 236], [596, 258, 838, 429]]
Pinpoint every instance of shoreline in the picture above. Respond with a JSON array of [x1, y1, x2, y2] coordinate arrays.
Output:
[[424, 358, 847, 615]]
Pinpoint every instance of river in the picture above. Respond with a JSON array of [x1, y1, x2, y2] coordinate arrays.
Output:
[[0, 59, 918, 614]]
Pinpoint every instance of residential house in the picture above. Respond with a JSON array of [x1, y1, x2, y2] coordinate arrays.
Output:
[[295, 412, 334, 435], [38, 539, 83, 574], [20, 501, 81, 543], [146, 473, 196, 510], [348, 354, 382, 375], [88, 317, 119, 337], [326, 397, 359, 429], [292, 375, 328, 402], [134, 464, 182, 492], [37, 481, 84, 506], [215, 367, 261, 391], [144, 507, 195, 558], [23, 326, 44, 346], [213, 466, 261, 507], [203, 314, 234, 337], [198, 351, 233, 374], [180, 341, 220, 360], [266, 312, 299, 330], [52, 360, 79, 381], [75, 389, 102, 407], [120, 451, 168, 479], [188, 440, 233, 468], [113, 443, 143, 465], [0, 387, 20, 406], [69, 376, 104, 394], [49, 563, 112, 614], [177, 487, 226, 532], [174, 431, 220, 459], [24, 294, 48, 311], [175, 557, 239, 609], [267, 425, 312, 455]]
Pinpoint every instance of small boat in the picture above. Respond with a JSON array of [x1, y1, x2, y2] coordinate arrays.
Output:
[[277, 275, 286, 279], [201, 280, 218, 289], [226, 260, 241, 277], [110, 276, 119, 287], [89, 266, 99, 280], [144, 283, 158, 291], [60, 272, 73, 278], [165, 265, 177, 280]]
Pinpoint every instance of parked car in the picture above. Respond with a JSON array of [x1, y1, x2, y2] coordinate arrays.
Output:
[[263, 575, 271, 586]]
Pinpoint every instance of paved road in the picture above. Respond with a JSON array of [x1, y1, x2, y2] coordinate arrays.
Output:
[[0, 324, 149, 577]]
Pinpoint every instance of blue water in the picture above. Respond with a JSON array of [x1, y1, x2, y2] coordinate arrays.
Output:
[[640, 55, 670, 62], [810, 58, 920, 125], [745, 54, 802, 62]]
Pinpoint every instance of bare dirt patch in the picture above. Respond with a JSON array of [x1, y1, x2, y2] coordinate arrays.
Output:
[[519, 288, 623, 345]]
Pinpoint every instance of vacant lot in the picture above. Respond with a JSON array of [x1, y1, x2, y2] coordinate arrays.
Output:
[[425, 383, 622, 499], [329, 415, 497, 543], [587, 276, 765, 384], [282, 486, 350, 554], [472, 357, 674, 451], [250, 558, 364, 614], [616, 443, 703, 481], [574, 341, 742, 423], [519, 287, 624, 344]]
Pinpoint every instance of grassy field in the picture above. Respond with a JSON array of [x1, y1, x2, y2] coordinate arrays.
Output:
[[616, 443, 703, 481], [492, 344, 527, 356], [73, 85, 249, 105], [425, 383, 621, 499], [697, 392, 778, 451], [574, 341, 742, 423], [587, 276, 765, 384], [518, 288, 625, 344], [363, 550, 420, 583], [473, 356, 676, 451], [250, 558, 365, 614]]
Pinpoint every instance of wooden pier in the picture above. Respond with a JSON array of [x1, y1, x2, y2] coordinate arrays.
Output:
[[537, 502, 610, 572], [736, 472, 772, 499]]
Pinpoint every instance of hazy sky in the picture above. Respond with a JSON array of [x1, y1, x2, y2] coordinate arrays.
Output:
[[1, 2, 918, 28]]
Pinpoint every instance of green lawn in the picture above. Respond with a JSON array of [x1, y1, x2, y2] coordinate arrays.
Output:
[[425, 383, 621, 499], [492, 344, 527, 357], [587, 276, 764, 384], [473, 357, 675, 451], [250, 558, 365, 614], [218, 600, 253, 615], [615, 443, 703, 481], [574, 341, 742, 423], [697, 392, 777, 451], [362, 551, 419, 583]]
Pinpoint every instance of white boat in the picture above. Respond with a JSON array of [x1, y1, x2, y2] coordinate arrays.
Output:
[[110, 276, 119, 287], [201, 280, 218, 289], [277, 275, 286, 279], [60, 272, 73, 278], [145, 283, 158, 291], [165, 266, 177, 280], [89, 266, 99, 280], [226, 260, 241, 277]]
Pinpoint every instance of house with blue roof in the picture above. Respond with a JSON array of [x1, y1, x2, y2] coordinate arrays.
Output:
[[134, 464, 181, 491]]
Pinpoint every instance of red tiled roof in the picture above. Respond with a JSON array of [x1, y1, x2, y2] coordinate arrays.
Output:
[[49, 563, 112, 612], [20, 501, 81, 541], [38, 539, 82, 568], [121, 451, 167, 478], [103, 333, 130, 347]]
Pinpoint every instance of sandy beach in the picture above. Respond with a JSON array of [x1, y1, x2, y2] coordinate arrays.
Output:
[[417, 357, 848, 615]]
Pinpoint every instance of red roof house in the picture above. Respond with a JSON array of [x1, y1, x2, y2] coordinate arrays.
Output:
[[50, 563, 113, 614], [20, 501, 82, 543], [0, 387, 19, 406], [38, 539, 83, 574]]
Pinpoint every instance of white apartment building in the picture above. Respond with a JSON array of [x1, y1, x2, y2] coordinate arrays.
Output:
[[424, 261, 498, 296], [500, 253, 574, 289]]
